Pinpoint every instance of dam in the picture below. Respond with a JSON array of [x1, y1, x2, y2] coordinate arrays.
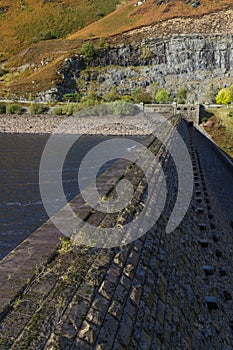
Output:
[[0, 114, 232, 349]]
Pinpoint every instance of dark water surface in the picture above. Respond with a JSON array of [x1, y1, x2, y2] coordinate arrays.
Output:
[[0, 133, 141, 260]]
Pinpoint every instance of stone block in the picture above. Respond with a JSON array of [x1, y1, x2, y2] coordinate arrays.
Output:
[[130, 283, 142, 306], [78, 321, 98, 345], [99, 280, 115, 300]]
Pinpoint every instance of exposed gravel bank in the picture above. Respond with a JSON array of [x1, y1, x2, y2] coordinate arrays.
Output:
[[0, 113, 165, 135]]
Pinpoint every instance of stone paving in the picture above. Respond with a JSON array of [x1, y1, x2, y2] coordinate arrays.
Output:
[[0, 119, 232, 349]]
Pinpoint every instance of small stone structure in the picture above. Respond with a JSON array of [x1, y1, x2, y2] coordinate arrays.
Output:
[[143, 103, 200, 125]]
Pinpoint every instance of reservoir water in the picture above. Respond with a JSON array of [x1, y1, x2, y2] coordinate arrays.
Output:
[[0, 133, 142, 260]]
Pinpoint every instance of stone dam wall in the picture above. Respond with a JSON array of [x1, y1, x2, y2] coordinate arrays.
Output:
[[0, 118, 232, 349]]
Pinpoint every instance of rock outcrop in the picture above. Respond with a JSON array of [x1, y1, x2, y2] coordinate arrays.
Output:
[[41, 33, 233, 103]]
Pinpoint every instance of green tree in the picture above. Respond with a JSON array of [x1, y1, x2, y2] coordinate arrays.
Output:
[[216, 88, 233, 105], [177, 87, 187, 104], [155, 89, 173, 104], [81, 42, 96, 59], [131, 87, 152, 104]]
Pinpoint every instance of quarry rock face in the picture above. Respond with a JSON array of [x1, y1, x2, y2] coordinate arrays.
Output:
[[40, 33, 233, 102]]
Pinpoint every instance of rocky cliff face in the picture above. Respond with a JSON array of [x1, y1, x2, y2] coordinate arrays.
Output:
[[40, 33, 233, 102]]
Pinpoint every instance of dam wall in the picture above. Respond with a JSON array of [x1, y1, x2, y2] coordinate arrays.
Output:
[[0, 119, 232, 349]]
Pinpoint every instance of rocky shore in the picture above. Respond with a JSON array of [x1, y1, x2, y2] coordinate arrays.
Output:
[[0, 114, 67, 135], [0, 112, 166, 135]]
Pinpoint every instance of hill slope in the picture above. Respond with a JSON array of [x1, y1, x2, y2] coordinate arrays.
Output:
[[0, 0, 232, 98], [68, 0, 233, 40], [0, 0, 119, 61]]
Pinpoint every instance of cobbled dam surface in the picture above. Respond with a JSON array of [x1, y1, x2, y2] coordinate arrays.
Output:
[[0, 118, 232, 349]]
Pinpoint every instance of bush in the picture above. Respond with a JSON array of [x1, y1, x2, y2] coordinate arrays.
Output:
[[155, 89, 173, 104], [98, 37, 105, 48], [29, 103, 48, 114], [53, 107, 63, 115], [131, 87, 152, 104], [62, 103, 80, 116], [206, 84, 220, 103], [149, 82, 160, 103], [81, 42, 96, 59], [216, 88, 233, 105], [121, 95, 134, 102], [177, 87, 187, 104], [0, 103, 6, 114], [39, 32, 57, 40], [76, 101, 140, 117], [6, 104, 23, 114], [81, 90, 101, 106], [109, 101, 139, 116], [102, 87, 121, 102], [228, 110, 233, 118], [62, 92, 82, 103], [141, 46, 153, 60]]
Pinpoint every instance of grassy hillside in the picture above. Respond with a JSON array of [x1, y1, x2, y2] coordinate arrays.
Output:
[[0, 0, 119, 61], [68, 0, 233, 40], [0, 0, 232, 98], [203, 107, 233, 158]]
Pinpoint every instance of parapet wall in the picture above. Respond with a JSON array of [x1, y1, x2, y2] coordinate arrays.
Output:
[[143, 103, 200, 125]]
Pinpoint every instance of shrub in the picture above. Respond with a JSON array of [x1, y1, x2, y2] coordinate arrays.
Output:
[[6, 104, 23, 114], [216, 88, 233, 105], [121, 95, 134, 102], [109, 101, 139, 116], [98, 37, 105, 48], [155, 89, 173, 104], [0, 103, 6, 114], [177, 87, 187, 104], [104, 42, 111, 50], [81, 42, 96, 59], [102, 87, 121, 102], [206, 84, 220, 103], [29, 103, 48, 114], [62, 103, 80, 116], [141, 46, 153, 60], [131, 87, 152, 104], [81, 90, 100, 106], [149, 82, 160, 103], [62, 92, 82, 103], [228, 110, 233, 118], [53, 107, 63, 115], [77, 101, 140, 117], [39, 32, 57, 40]]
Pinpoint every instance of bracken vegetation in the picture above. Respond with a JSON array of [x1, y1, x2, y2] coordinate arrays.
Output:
[[0, 0, 232, 98], [0, 0, 119, 61]]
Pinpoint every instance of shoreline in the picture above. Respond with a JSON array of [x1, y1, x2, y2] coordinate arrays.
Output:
[[0, 113, 160, 135]]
